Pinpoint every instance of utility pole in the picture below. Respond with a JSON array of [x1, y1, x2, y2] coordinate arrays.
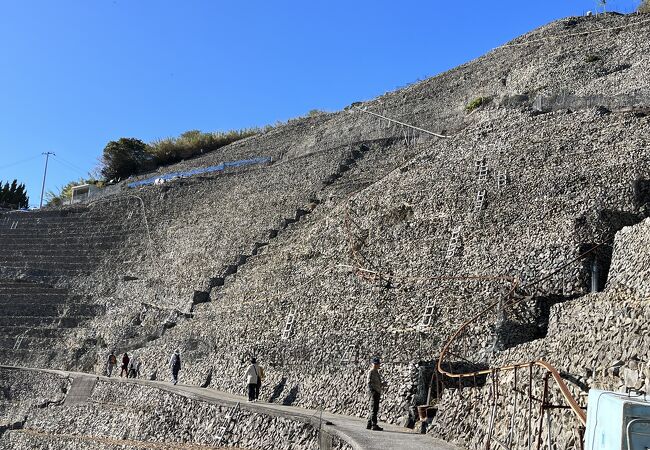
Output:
[[39, 152, 55, 208]]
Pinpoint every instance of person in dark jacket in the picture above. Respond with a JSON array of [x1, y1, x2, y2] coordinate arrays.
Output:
[[169, 349, 181, 385], [366, 356, 387, 431], [120, 353, 130, 377], [106, 352, 117, 377]]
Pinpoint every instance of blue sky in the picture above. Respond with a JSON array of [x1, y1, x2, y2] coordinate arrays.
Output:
[[0, 0, 642, 206]]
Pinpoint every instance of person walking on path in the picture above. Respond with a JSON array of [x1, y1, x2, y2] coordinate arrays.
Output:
[[106, 352, 117, 377], [245, 357, 261, 402], [255, 362, 265, 401], [366, 356, 387, 431], [120, 353, 130, 378], [169, 349, 181, 385], [128, 354, 139, 378]]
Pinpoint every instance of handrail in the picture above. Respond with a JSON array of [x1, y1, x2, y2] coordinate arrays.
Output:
[[352, 107, 452, 139], [434, 243, 606, 427]]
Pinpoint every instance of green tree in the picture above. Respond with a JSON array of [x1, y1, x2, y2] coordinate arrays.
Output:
[[0, 179, 29, 209], [99, 138, 153, 180], [639, 0, 650, 13]]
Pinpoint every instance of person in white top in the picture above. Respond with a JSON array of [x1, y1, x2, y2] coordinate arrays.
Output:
[[245, 357, 261, 402]]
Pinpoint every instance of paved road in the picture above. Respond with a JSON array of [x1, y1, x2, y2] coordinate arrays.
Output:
[[2, 365, 459, 450]]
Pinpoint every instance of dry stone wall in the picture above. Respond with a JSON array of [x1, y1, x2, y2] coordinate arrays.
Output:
[[0, 369, 353, 450], [0, 203, 149, 370], [0, 368, 69, 433], [128, 105, 650, 431], [607, 217, 650, 298], [2, 12, 650, 449], [430, 218, 650, 449]]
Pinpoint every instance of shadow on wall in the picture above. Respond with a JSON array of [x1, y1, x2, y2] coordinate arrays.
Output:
[[634, 178, 650, 214], [576, 197, 649, 292], [283, 385, 300, 406], [492, 293, 579, 351], [268, 377, 287, 403]]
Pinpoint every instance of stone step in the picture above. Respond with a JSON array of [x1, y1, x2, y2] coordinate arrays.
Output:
[[0, 283, 63, 292], [2, 303, 103, 317], [0, 335, 65, 350], [0, 326, 68, 338], [0, 217, 133, 225], [0, 230, 135, 237], [0, 243, 127, 252], [0, 234, 133, 242], [0, 295, 69, 305], [0, 242, 128, 252], [0, 315, 92, 328], [0, 260, 93, 268], [0, 212, 86, 222], [0, 263, 93, 272], [0, 296, 92, 306], [0, 347, 58, 357], [0, 223, 137, 231], [2, 249, 123, 257], [0, 255, 95, 263], [0, 348, 61, 366]]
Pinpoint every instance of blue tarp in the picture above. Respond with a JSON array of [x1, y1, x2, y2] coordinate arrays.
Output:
[[127, 156, 272, 188]]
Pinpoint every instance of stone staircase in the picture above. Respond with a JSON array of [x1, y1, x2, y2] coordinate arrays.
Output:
[[0, 280, 104, 367], [116, 144, 373, 356], [0, 206, 145, 368], [190, 144, 370, 309]]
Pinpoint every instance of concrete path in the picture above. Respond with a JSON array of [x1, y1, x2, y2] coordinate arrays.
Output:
[[63, 375, 97, 406], [1, 365, 459, 450]]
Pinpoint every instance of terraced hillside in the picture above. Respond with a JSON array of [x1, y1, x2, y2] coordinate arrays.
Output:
[[0, 204, 147, 369], [1, 12, 650, 449]]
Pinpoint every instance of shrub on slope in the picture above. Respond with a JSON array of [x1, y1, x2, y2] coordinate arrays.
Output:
[[98, 129, 260, 182]]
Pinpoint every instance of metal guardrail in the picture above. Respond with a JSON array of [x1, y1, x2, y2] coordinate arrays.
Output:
[[127, 156, 272, 188]]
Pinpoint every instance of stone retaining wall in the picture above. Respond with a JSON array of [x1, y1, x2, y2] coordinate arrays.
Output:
[[0, 369, 353, 450], [430, 219, 650, 448], [607, 217, 650, 299], [0, 368, 69, 429], [2, 13, 650, 449], [130, 106, 650, 428]]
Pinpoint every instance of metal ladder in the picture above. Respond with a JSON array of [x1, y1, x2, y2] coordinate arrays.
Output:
[[474, 190, 486, 213], [340, 344, 358, 365], [497, 170, 508, 188], [475, 157, 488, 181], [417, 304, 436, 331], [446, 226, 462, 259], [281, 310, 295, 340], [13, 328, 30, 350], [215, 402, 240, 445]]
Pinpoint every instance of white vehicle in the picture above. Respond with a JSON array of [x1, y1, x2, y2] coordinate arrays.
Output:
[[584, 389, 650, 450]]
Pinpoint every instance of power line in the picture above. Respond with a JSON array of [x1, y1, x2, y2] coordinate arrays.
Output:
[[0, 154, 42, 172], [53, 155, 91, 177], [50, 157, 88, 178]]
